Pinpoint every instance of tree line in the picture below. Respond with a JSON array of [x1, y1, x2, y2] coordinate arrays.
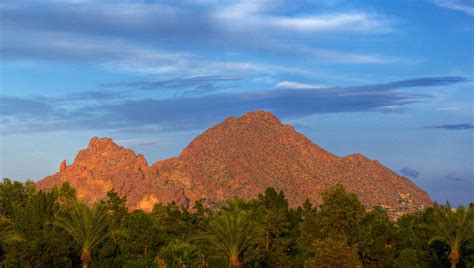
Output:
[[0, 178, 473, 268]]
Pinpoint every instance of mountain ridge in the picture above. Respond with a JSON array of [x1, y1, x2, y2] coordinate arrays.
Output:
[[37, 111, 431, 216]]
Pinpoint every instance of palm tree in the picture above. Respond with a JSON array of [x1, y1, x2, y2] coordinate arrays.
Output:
[[427, 203, 474, 268], [0, 216, 23, 244], [205, 199, 261, 268], [0, 216, 24, 267], [54, 202, 108, 268]]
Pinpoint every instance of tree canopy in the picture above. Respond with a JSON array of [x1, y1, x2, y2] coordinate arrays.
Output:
[[1, 178, 473, 267]]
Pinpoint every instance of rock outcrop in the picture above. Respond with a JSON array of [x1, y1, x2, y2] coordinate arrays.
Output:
[[37, 111, 431, 214], [37, 137, 188, 211]]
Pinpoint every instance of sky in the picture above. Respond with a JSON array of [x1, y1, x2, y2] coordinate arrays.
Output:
[[0, 0, 472, 205]]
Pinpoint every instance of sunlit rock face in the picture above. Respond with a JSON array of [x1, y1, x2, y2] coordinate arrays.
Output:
[[37, 137, 187, 211], [37, 111, 431, 214]]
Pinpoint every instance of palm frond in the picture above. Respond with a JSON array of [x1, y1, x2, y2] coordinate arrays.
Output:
[[54, 201, 108, 252], [205, 199, 262, 260], [427, 202, 474, 252]]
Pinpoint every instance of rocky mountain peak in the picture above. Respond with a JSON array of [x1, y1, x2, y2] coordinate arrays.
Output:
[[239, 110, 282, 125], [37, 111, 432, 217], [86, 136, 122, 152]]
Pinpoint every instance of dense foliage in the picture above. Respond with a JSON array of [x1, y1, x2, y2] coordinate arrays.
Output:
[[0, 178, 473, 267]]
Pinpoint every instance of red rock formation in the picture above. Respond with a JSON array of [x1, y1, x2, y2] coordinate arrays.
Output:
[[37, 137, 187, 211], [166, 111, 431, 210], [59, 160, 67, 172], [37, 111, 431, 213]]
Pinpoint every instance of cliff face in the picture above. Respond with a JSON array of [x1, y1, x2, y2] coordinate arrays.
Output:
[[37, 111, 431, 214]]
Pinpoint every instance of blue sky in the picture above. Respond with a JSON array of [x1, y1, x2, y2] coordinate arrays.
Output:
[[0, 0, 472, 205]]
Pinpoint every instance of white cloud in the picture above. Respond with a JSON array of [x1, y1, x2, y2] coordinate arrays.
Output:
[[434, 0, 474, 15], [275, 81, 326, 90], [272, 13, 392, 33], [217, 0, 266, 19], [215, 1, 394, 34], [292, 46, 391, 63], [437, 106, 461, 111], [99, 43, 321, 78]]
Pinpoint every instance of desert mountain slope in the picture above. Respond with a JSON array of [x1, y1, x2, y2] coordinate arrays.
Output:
[[37, 111, 431, 214], [165, 111, 431, 209]]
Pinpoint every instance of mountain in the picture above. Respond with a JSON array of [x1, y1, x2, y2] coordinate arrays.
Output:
[[37, 111, 431, 216], [36, 137, 188, 211]]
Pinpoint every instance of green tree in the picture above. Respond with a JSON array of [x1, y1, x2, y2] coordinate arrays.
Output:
[[151, 202, 195, 242], [190, 199, 214, 234], [0, 216, 23, 244], [353, 206, 395, 267], [248, 187, 300, 267], [460, 241, 474, 268], [119, 210, 159, 266], [297, 199, 318, 263], [317, 184, 366, 240], [305, 238, 361, 268], [205, 198, 261, 268], [427, 203, 474, 268], [298, 185, 366, 267], [0, 178, 35, 217], [54, 201, 108, 268], [0, 216, 23, 266], [95, 190, 129, 267], [394, 210, 440, 266], [393, 248, 420, 268], [1, 181, 74, 267], [101, 190, 128, 229], [159, 240, 201, 268], [54, 182, 77, 212]]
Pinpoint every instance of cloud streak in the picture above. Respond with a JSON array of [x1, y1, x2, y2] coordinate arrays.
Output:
[[216, 2, 393, 33], [104, 75, 241, 95], [115, 138, 163, 146], [271, 13, 392, 33], [0, 0, 399, 73], [275, 81, 326, 90], [428, 124, 474, 130], [437, 106, 460, 111], [445, 173, 465, 182], [0, 76, 467, 134], [399, 167, 420, 178], [0, 96, 58, 116], [433, 0, 474, 15]]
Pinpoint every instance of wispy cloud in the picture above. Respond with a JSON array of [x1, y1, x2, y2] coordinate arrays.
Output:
[[0, 96, 59, 116], [271, 13, 393, 33], [378, 76, 470, 88], [428, 124, 474, 130], [104, 75, 241, 95], [331, 76, 469, 94], [299, 47, 391, 64], [115, 138, 163, 146], [55, 90, 127, 102], [275, 81, 326, 90], [216, 2, 394, 33], [375, 105, 405, 114], [0, 0, 399, 77], [445, 173, 465, 182], [0, 76, 467, 134], [399, 167, 421, 178], [437, 106, 460, 111], [433, 0, 474, 15]]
